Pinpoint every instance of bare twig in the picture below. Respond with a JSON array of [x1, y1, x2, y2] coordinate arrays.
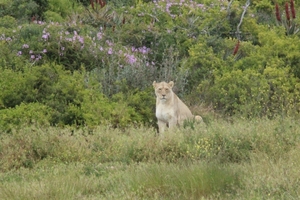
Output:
[[227, 0, 234, 15], [236, 0, 250, 40]]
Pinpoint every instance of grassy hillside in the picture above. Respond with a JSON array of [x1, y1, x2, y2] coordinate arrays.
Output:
[[1, 117, 299, 199]]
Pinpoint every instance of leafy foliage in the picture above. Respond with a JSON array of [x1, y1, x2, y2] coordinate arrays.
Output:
[[0, 0, 300, 129], [0, 64, 153, 130], [0, 103, 51, 133]]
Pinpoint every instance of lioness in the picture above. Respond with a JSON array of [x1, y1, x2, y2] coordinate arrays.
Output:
[[153, 81, 202, 133]]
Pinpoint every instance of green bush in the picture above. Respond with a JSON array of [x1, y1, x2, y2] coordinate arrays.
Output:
[[0, 0, 40, 21], [0, 16, 17, 29], [81, 91, 146, 128], [198, 67, 300, 117], [44, 11, 64, 22], [0, 103, 51, 133], [0, 68, 28, 108], [0, 63, 155, 128], [47, 0, 81, 19]]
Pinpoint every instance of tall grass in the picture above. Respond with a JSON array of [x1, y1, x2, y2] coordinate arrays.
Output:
[[126, 162, 240, 199], [0, 117, 299, 199]]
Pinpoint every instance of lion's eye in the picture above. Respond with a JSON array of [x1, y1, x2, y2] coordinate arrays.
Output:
[[158, 88, 162, 91]]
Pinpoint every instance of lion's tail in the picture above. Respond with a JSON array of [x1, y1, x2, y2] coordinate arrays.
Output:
[[194, 115, 203, 122]]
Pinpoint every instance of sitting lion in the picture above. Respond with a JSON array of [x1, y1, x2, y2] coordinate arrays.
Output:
[[153, 81, 202, 133]]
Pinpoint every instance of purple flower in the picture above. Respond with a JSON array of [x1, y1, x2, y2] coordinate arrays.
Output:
[[36, 54, 42, 61], [99, 46, 103, 51], [29, 50, 33, 54], [125, 53, 137, 64], [197, 4, 205, 9], [97, 32, 102, 40], [42, 49, 47, 53], [107, 48, 113, 55], [78, 36, 84, 44], [31, 55, 35, 59], [34, 20, 45, 25], [166, 3, 171, 13], [131, 47, 138, 52], [42, 33, 50, 40], [106, 40, 113, 46], [22, 44, 29, 49], [17, 51, 22, 56], [138, 46, 150, 54], [61, 47, 65, 51]]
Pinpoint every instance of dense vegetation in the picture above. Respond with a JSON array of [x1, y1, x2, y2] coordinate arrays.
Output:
[[0, 0, 299, 130], [0, 0, 300, 199]]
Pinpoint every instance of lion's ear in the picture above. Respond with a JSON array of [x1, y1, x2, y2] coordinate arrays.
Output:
[[168, 81, 174, 88], [153, 81, 157, 88]]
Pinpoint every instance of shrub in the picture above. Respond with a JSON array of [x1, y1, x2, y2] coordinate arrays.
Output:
[[0, 0, 40, 22], [81, 91, 145, 128], [0, 16, 17, 29], [0, 63, 156, 128], [0, 103, 51, 133], [0, 68, 29, 108], [44, 11, 64, 22], [198, 67, 300, 117], [47, 0, 81, 19]]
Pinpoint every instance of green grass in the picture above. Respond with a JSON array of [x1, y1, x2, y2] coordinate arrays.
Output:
[[126, 162, 240, 199], [0, 117, 300, 199]]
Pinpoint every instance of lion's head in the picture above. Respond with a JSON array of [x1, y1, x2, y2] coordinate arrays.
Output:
[[153, 81, 174, 101]]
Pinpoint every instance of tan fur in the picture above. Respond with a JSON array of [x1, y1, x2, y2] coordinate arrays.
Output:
[[153, 81, 202, 134]]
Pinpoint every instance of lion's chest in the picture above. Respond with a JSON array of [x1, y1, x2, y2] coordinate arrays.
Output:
[[156, 104, 176, 122]]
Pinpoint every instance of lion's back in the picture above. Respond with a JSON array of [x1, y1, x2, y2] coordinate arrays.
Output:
[[175, 95, 193, 121]]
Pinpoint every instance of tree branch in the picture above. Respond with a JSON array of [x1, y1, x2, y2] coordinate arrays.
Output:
[[236, 0, 250, 40], [227, 0, 234, 15]]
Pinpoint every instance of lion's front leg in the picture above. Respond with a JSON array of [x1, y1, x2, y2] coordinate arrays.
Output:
[[157, 120, 167, 134], [168, 117, 178, 130]]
